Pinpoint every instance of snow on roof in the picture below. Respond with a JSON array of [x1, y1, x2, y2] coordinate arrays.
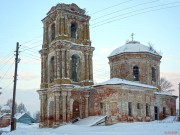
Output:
[[0, 113, 10, 118], [154, 92, 177, 97], [1, 105, 11, 111], [109, 41, 161, 57], [94, 78, 157, 89], [73, 115, 107, 126], [15, 113, 26, 120]]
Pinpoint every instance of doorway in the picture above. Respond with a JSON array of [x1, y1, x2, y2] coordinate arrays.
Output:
[[72, 100, 80, 120]]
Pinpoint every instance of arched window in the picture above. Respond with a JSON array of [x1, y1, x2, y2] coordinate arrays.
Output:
[[71, 54, 80, 82], [51, 23, 55, 41], [71, 22, 77, 38], [50, 56, 54, 83], [133, 66, 139, 81], [152, 67, 156, 82]]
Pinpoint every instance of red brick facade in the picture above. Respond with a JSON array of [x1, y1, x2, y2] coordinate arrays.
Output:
[[38, 3, 177, 127]]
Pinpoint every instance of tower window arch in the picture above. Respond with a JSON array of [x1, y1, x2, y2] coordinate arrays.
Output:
[[133, 66, 139, 81], [71, 54, 80, 82], [51, 23, 55, 41], [71, 22, 77, 38], [50, 56, 54, 83], [152, 67, 156, 82]]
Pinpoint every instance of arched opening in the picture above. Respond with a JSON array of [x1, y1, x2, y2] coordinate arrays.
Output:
[[152, 67, 156, 82], [72, 100, 80, 120], [71, 22, 77, 38], [133, 66, 139, 81], [71, 54, 80, 82], [51, 23, 55, 41], [50, 56, 54, 83]]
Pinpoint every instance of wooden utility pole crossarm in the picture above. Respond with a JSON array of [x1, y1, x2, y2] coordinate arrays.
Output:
[[11, 42, 20, 131]]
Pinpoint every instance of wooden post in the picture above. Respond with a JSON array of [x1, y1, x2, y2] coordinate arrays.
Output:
[[11, 42, 20, 131]]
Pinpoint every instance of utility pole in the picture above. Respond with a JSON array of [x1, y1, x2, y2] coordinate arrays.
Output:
[[11, 42, 20, 131]]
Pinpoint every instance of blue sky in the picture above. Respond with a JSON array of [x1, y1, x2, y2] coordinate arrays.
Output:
[[0, 0, 180, 114]]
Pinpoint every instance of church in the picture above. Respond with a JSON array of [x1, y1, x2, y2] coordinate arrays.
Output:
[[37, 3, 177, 127]]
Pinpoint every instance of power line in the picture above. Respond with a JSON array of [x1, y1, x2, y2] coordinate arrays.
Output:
[[20, 43, 41, 52], [91, 0, 161, 21], [90, 0, 134, 15], [21, 39, 42, 50], [20, 54, 41, 62], [2, 81, 14, 90], [91, 3, 180, 29], [21, 35, 42, 46], [0, 55, 14, 71], [0, 62, 14, 83]]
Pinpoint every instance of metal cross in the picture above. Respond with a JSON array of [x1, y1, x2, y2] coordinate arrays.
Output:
[[131, 33, 135, 41]]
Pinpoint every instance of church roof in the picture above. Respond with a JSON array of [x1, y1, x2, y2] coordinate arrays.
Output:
[[94, 78, 157, 89], [109, 41, 161, 57]]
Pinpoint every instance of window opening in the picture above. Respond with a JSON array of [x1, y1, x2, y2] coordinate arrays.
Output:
[[133, 66, 139, 81], [51, 23, 55, 41], [71, 23, 77, 38], [128, 102, 132, 116], [152, 67, 156, 82]]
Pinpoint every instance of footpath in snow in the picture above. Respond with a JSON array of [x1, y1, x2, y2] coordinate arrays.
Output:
[[1, 118, 180, 135]]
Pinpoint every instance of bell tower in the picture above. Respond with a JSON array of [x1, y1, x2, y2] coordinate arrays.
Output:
[[38, 3, 94, 127], [40, 3, 94, 88]]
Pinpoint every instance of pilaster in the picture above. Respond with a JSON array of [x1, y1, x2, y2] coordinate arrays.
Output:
[[67, 92, 71, 122], [62, 91, 67, 123], [85, 53, 89, 80], [56, 49, 60, 79], [55, 92, 60, 125], [89, 53, 93, 81], [61, 49, 66, 78], [85, 95, 89, 117]]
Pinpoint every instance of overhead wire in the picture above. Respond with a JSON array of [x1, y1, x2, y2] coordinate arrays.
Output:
[[2, 81, 14, 90], [91, 0, 161, 21], [0, 62, 14, 83], [91, 1, 180, 28], [90, 0, 134, 15], [0, 55, 14, 72]]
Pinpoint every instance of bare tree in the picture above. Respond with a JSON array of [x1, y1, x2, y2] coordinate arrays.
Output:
[[33, 111, 40, 123], [6, 98, 17, 113], [16, 102, 27, 113], [160, 77, 174, 93]]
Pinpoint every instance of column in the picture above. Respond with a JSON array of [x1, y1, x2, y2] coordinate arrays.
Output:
[[55, 92, 60, 125], [61, 49, 65, 78], [85, 53, 89, 80], [67, 92, 71, 122], [56, 50, 60, 79], [53, 95, 56, 126], [41, 55, 44, 84], [89, 53, 93, 81], [61, 17, 65, 35], [39, 92, 46, 127], [56, 16, 60, 37], [83, 23, 87, 40], [43, 26, 46, 45], [54, 50, 57, 80], [66, 49, 70, 78], [64, 16, 67, 35], [62, 91, 67, 123], [86, 23, 90, 40], [59, 17, 61, 35], [85, 95, 89, 117]]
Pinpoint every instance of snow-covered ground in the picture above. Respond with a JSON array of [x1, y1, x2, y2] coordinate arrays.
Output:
[[1, 118, 180, 135]]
